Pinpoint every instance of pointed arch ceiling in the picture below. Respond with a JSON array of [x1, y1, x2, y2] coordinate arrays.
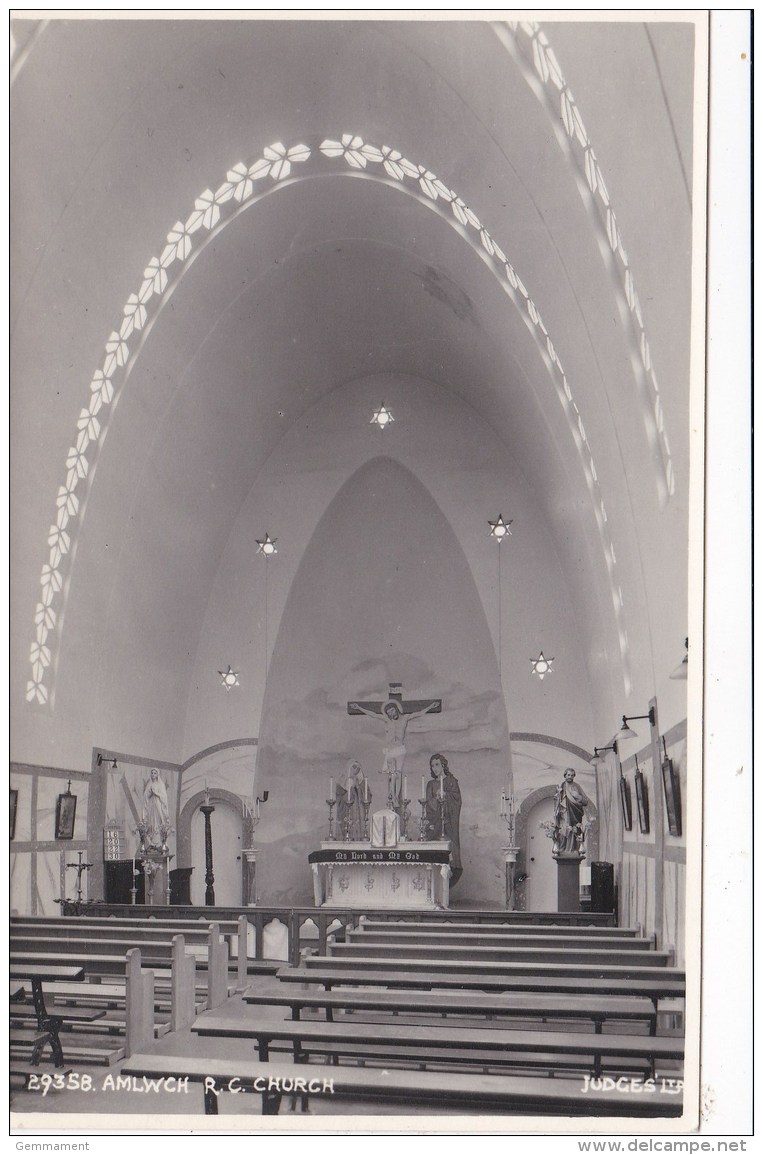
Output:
[[11, 17, 696, 756]]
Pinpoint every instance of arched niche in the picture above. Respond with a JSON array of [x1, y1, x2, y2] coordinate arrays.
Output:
[[255, 455, 511, 907]]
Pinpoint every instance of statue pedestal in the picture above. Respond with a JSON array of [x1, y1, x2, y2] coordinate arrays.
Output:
[[555, 852, 583, 913], [502, 846, 520, 911], [138, 850, 173, 905]]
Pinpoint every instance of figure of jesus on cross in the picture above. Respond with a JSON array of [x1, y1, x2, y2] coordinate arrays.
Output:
[[348, 682, 441, 811]]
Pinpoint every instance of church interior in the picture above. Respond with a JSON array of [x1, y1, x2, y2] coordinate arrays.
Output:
[[10, 15, 702, 1125]]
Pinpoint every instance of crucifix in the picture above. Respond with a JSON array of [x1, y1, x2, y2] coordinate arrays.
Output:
[[348, 682, 442, 813]]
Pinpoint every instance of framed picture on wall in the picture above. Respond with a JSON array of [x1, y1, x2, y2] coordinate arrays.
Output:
[[10, 789, 18, 840], [634, 770, 650, 834], [618, 776, 632, 832], [55, 782, 77, 840], [661, 756, 682, 837]]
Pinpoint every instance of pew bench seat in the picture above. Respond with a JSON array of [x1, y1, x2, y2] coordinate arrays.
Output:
[[10, 1003, 107, 1025], [193, 1014, 684, 1079], [276, 966, 686, 1011], [244, 987, 657, 1033], [121, 1053, 683, 1117], [356, 919, 641, 937], [10, 1026, 126, 1066]]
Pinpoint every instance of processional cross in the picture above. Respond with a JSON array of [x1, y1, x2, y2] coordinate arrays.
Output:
[[347, 682, 442, 811]]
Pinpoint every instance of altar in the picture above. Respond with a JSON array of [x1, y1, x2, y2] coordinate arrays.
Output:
[[309, 842, 451, 909]]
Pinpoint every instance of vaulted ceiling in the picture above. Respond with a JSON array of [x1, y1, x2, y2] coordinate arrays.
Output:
[[11, 17, 699, 767]]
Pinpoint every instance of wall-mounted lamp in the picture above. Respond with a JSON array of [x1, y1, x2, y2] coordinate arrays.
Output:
[[617, 707, 656, 742], [589, 742, 618, 768], [670, 637, 688, 681], [96, 754, 118, 770]]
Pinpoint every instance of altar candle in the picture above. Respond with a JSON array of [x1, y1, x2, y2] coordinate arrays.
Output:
[[329, 777, 334, 800], [439, 774, 444, 800], [500, 793, 505, 817], [364, 778, 368, 803], [403, 776, 408, 801], [421, 776, 426, 800], [255, 798, 260, 819], [131, 858, 135, 877]]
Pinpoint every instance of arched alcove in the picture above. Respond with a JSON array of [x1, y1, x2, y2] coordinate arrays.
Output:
[[255, 455, 511, 906]]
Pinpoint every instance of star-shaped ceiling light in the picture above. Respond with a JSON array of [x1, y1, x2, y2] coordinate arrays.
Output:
[[370, 403, 394, 430], [530, 652, 554, 680], [218, 665, 240, 691], [488, 515, 513, 542], [256, 533, 277, 558]]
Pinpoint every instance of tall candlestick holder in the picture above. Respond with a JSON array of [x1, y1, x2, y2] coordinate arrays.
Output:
[[386, 771, 395, 810], [438, 795, 447, 840], [499, 790, 519, 910], [418, 797, 428, 841], [362, 799, 371, 841], [343, 810, 352, 841], [66, 851, 93, 904], [400, 797, 411, 841], [500, 791, 517, 845], [130, 862, 139, 905], [326, 798, 337, 840]]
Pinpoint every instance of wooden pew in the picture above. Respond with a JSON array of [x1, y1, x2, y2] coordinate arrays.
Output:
[[328, 942, 671, 967], [303, 953, 680, 982], [8, 963, 85, 1068], [356, 910, 618, 928], [11, 939, 198, 1067], [347, 928, 655, 951], [277, 965, 686, 1012], [192, 1013, 684, 1079], [10, 923, 234, 1004], [11, 915, 250, 990], [357, 918, 640, 937], [243, 987, 658, 1033], [121, 1052, 683, 1117]]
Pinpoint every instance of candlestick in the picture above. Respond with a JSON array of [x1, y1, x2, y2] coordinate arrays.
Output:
[[439, 774, 444, 801], [418, 798, 428, 841], [363, 777, 368, 803], [421, 775, 426, 801], [403, 776, 408, 802], [329, 776, 334, 800], [326, 797, 337, 840]]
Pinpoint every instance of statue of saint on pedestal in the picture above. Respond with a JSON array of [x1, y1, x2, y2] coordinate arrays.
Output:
[[552, 768, 590, 857], [141, 768, 171, 851]]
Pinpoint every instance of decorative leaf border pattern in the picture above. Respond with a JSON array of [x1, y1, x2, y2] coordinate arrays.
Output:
[[26, 133, 633, 707], [499, 20, 676, 502]]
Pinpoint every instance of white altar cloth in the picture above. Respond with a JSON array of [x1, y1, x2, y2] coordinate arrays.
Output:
[[310, 841, 451, 909]]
